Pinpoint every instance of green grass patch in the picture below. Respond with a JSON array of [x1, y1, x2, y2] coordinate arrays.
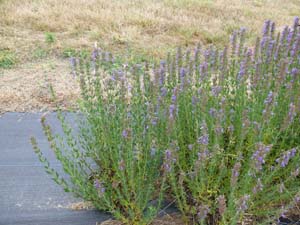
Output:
[[0, 50, 16, 69]]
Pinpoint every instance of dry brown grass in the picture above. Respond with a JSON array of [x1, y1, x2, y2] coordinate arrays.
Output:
[[0, 57, 80, 113], [0, 0, 299, 112], [1, 0, 299, 61]]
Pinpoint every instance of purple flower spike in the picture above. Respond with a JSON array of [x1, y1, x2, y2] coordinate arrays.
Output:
[[262, 20, 271, 37], [118, 160, 125, 171], [211, 86, 222, 96], [171, 87, 178, 103], [276, 148, 297, 168], [252, 143, 272, 171], [197, 135, 209, 145], [192, 96, 199, 106], [197, 149, 209, 162], [287, 103, 296, 123], [270, 22, 275, 37], [160, 87, 167, 97], [231, 162, 241, 186], [264, 91, 274, 105], [169, 104, 176, 119], [209, 108, 217, 117], [163, 149, 176, 173], [238, 59, 246, 80], [122, 129, 129, 138], [94, 179, 106, 195], [253, 178, 263, 194], [197, 205, 210, 221], [237, 195, 250, 212]]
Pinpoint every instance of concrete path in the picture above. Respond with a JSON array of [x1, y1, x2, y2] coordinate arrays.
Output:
[[0, 113, 110, 225]]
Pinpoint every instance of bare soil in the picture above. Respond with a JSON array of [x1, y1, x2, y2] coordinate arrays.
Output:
[[0, 58, 80, 114]]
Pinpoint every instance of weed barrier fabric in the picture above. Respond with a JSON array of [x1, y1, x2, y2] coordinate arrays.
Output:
[[0, 112, 110, 225]]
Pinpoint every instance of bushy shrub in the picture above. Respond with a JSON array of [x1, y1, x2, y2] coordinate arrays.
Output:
[[31, 18, 300, 224]]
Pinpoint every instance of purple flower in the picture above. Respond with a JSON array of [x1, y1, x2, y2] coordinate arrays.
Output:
[[215, 126, 224, 135], [266, 40, 275, 62], [260, 36, 268, 50], [287, 30, 293, 44], [94, 179, 106, 195], [230, 31, 237, 55], [197, 205, 210, 221], [197, 135, 209, 145], [238, 59, 246, 80], [270, 22, 275, 37], [179, 68, 187, 90], [165, 149, 172, 160], [294, 194, 300, 203], [237, 195, 250, 212], [209, 108, 217, 117], [151, 118, 158, 126], [180, 67, 186, 79], [264, 91, 274, 105], [169, 104, 176, 119], [197, 149, 209, 162], [280, 26, 289, 45], [252, 143, 272, 171], [118, 160, 125, 171], [231, 162, 241, 186], [70, 57, 76, 68], [163, 149, 175, 173], [291, 67, 298, 75], [287, 103, 296, 123], [160, 87, 167, 97], [199, 62, 208, 80], [171, 87, 178, 103], [262, 20, 271, 37], [253, 178, 263, 194], [122, 129, 129, 138], [211, 86, 222, 96], [192, 96, 199, 106], [276, 148, 297, 168], [159, 61, 166, 86], [91, 48, 98, 61]]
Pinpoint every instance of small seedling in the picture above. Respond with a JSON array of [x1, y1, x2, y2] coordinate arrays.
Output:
[[0, 50, 16, 69], [45, 32, 56, 44]]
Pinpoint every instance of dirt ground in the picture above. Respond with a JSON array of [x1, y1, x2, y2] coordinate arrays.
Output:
[[0, 57, 80, 114]]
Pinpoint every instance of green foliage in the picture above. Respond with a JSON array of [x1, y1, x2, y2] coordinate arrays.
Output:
[[0, 50, 16, 69], [62, 48, 90, 59], [32, 18, 300, 224], [32, 47, 49, 59], [45, 32, 56, 44], [62, 48, 77, 58]]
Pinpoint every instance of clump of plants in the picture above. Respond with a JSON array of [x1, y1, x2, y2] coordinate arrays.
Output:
[[31, 18, 300, 225], [0, 49, 16, 69]]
